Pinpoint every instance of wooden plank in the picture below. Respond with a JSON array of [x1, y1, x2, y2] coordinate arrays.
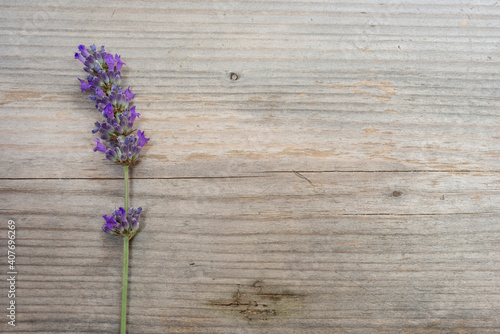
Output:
[[1, 176, 500, 332], [1, 106, 500, 178], [2, 172, 500, 216], [1, 2, 500, 177]]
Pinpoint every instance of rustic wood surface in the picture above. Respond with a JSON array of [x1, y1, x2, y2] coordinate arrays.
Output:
[[1, 1, 500, 333]]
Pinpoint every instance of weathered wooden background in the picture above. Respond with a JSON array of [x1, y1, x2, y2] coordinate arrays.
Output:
[[1, 0, 500, 333]]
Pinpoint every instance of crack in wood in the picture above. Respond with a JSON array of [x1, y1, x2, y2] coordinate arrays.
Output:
[[292, 170, 314, 186], [208, 281, 304, 321]]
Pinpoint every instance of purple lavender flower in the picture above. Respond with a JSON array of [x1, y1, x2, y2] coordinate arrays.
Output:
[[75, 45, 123, 96], [99, 132, 150, 166], [115, 54, 125, 71], [124, 87, 136, 100], [75, 44, 150, 167], [129, 106, 140, 122], [105, 54, 115, 70], [77, 78, 90, 92], [95, 87, 106, 99], [102, 206, 142, 238], [92, 106, 141, 142], [93, 138, 107, 152], [137, 129, 150, 148], [74, 52, 86, 63], [102, 103, 115, 119], [78, 45, 89, 57]]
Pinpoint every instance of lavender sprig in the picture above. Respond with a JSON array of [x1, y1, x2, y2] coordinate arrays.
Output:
[[75, 44, 149, 334]]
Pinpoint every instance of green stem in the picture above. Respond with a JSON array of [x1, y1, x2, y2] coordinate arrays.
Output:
[[121, 165, 130, 334], [121, 237, 129, 334], [124, 166, 129, 211]]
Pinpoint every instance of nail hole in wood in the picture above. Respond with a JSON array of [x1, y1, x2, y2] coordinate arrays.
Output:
[[229, 72, 239, 81]]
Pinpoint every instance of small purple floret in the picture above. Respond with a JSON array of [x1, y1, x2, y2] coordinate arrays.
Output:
[[137, 130, 150, 148], [124, 87, 136, 101], [78, 45, 89, 57], [93, 138, 107, 152], [103, 103, 115, 119], [105, 54, 115, 69], [129, 106, 140, 122], [74, 52, 85, 63], [115, 54, 125, 71], [95, 87, 105, 98], [78, 78, 90, 92]]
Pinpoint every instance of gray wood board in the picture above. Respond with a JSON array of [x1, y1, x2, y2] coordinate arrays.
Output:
[[1, 0, 500, 333]]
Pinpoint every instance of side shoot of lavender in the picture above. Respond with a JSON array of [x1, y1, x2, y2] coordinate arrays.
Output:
[[75, 44, 150, 334]]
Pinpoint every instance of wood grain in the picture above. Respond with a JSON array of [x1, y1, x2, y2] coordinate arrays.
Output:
[[1, 0, 500, 333]]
